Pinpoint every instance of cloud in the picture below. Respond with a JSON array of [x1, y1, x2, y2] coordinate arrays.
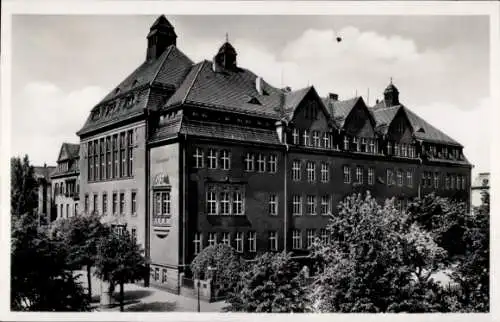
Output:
[[11, 82, 106, 165]]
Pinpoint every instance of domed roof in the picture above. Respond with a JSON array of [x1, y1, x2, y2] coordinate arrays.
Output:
[[150, 15, 174, 30], [217, 41, 237, 56], [384, 80, 399, 94]]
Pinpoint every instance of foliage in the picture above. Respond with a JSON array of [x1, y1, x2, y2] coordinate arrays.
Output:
[[11, 214, 90, 311], [190, 244, 246, 296], [11, 155, 38, 219], [94, 228, 147, 311], [451, 191, 490, 312], [308, 192, 447, 313], [224, 251, 309, 312]]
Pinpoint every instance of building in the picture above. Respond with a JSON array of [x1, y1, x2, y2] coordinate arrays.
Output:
[[34, 164, 56, 224], [76, 15, 472, 293], [471, 172, 489, 207], [51, 143, 80, 220]]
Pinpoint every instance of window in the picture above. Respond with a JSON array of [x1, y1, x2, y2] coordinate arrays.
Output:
[[451, 175, 456, 190], [321, 195, 330, 215], [102, 193, 108, 215], [208, 232, 217, 246], [162, 269, 167, 283], [368, 168, 375, 185], [462, 176, 466, 190], [269, 194, 278, 215], [356, 166, 363, 184], [220, 150, 230, 170], [409, 145, 416, 158], [369, 139, 375, 153], [207, 188, 217, 215], [100, 138, 105, 180], [361, 138, 368, 152], [292, 230, 302, 249], [106, 137, 111, 179], [387, 169, 394, 186], [343, 166, 351, 183], [220, 191, 230, 215], [194, 148, 204, 168], [312, 131, 320, 147], [155, 268, 159, 281], [268, 155, 277, 173], [208, 149, 217, 169], [307, 195, 317, 215], [306, 161, 316, 183], [93, 194, 98, 213], [131, 228, 137, 243], [222, 232, 230, 246], [292, 128, 299, 144], [113, 135, 118, 178], [127, 130, 134, 177], [119, 193, 125, 215], [233, 190, 243, 215], [292, 195, 302, 216], [320, 163, 329, 183], [248, 232, 256, 252], [66, 204, 69, 218], [193, 233, 202, 255], [306, 229, 316, 248], [353, 137, 360, 152], [303, 130, 310, 146], [131, 191, 137, 216], [343, 136, 350, 151], [320, 229, 329, 243], [235, 232, 243, 253], [322, 133, 331, 149], [84, 194, 89, 213], [292, 160, 301, 181], [402, 144, 408, 158], [397, 170, 403, 186], [60, 204, 63, 219], [434, 173, 439, 189], [120, 133, 126, 177], [387, 142, 393, 155], [394, 143, 400, 156], [407, 170, 414, 187], [257, 154, 266, 172], [88, 142, 93, 181], [244, 153, 254, 172], [269, 231, 278, 251]]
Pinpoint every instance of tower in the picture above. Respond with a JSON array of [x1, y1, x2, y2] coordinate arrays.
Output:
[[213, 38, 238, 70], [146, 15, 177, 61], [383, 78, 400, 107]]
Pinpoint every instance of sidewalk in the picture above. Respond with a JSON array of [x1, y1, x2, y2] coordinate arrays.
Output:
[[75, 270, 226, 312]]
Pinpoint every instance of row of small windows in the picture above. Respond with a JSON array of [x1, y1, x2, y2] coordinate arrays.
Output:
[[291, 195, 332, 216], [292, 229, 330, 250], [193, 148, 278, 173], [421, 172, 468, 190], [54, 180, 80, 197], [87, 130, 134, 182], [151, 266, 169, 284], [57, 203, 78, 219], [386, 169, 415, 187], [84, 191, 137, 216], [424, 144, 464, 161], [206, 185, 245, 215], [193, 231, 269, 255]]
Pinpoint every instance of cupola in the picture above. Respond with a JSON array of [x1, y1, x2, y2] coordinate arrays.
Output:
[[146, 15, 177, 61], [213, 35, 238, 71], [383, 78, 400, 107]]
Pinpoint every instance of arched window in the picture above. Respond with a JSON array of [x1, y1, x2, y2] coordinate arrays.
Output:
[[61, 183, 64, 195], [55, 183, 59, 196]]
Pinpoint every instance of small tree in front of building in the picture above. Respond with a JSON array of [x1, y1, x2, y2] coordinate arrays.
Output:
[[11, 155, 38, 219], [94, 228, 147, 311]]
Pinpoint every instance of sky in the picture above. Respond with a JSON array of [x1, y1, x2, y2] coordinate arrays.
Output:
[[10, 14, 491, 176]]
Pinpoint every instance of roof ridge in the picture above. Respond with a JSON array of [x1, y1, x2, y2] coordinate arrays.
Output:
[[149, 45, 174, 85], [181, 61, 206, 105]]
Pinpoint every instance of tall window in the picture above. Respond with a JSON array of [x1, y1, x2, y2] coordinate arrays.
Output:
[[207, 188, 217, 215], [93, 194, 98, 213], [220, 191, 230, 215], [306, 161, 316, 183], [94, 140, 99, 181], [387, 142, 393, 155], [66, 204, 69, 218], [102, 193, 108, 215], [292, 128, 299, 144], [232, 190, 243, 215], [394, 143, 400, 156], [222, 232, 230, 246], [154, 191, 170, 215], [112, 193, 117, 215], [268, 155, 277, 173], [356, 166, 363, 183], [369, 139, 375, 154], [235, 232, 243, 253], [307, 195, 316, 215], [445, 174, 450, 190], [220, 150, 230, 170], [434, 173, 439, 189], [343, 136, 349, 151], [322, 133, 331, 149], [269, 231, 278, 251], [387, 169, 394, 186], [312, 131, 320, 147], [361, 138, 368, 152], [106, 137, 111, 179], [292, 195, 302, 216], [131, 228, 137, 243], [194, 148, 204, 168], [292, 230, 302, 249], [248, 232, 256, 252], [368, 168, 375, 185], [127, 130, 134, 177], [320, 229, 329, 243], [208, 149, 217, 169], [244, 153, 254, 172], [320, 163, 329, 183], [84, 194, 89, 213], [113, 135, 118, 178], [321, 195, 330, 215], [397, 169, 403, 186], [119, 192, 125, 215], [343, 166, 351, 183], [407, 170, 414, 187], [303, 130, 310, 146], [306, 229, 316, 248], [88, 141, 93, 181], [120, 133, 126, 177], [292, 160, 301, 181], [208, 232, 217, 246], [193, 233, 202, 255], [353, 137, 360, 152], [100, 138, 105, 180], [269, 194, 277, 215], [60, 204, 63, 219], [257, 154, 266, 172], [131, 191, 137, 216]]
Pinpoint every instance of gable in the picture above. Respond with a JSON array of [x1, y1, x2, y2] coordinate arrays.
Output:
[[343, 99, 375, 137], [58, 145, 69, 162], [291, 90, 331, 132], [387, 108, 414, 143]]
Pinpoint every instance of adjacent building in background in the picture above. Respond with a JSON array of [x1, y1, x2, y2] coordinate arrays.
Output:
[[76, 15, 472, 293], [51, 143, 81, 220], [471, 172, 490, 208], [34, 164, 56, 224]]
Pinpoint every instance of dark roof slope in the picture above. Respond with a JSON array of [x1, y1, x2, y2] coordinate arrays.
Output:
[[64, 143, 80, 160], [33, 166, 56, 181]]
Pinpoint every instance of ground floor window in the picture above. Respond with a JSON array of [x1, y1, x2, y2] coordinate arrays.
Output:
[[292, 230, 302, 249], [162, 269, 167, 283]]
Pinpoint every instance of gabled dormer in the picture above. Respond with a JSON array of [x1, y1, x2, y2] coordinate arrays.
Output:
[[342, 97, 376, 138]]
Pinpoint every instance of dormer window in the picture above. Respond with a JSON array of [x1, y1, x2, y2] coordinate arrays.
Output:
[[303, 130, 310, 146], [343, 136, 350, 151], [292, 129, 299, 145], [312, 131, 320, 147]]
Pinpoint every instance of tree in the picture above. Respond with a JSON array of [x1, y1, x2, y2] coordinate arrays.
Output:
[[11, 155, 38, 218], [308, 192, 447, 313], [224, 251, 309, 312], [11, 214, 90, 311], [190, 244, 246, 297], [52, 213, 111, 303], [94, 228, 147, 311]]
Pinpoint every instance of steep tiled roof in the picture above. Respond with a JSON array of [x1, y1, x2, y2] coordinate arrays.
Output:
[[282, 87, 312, 119], [33, 166, 56, 181], [323, 97, 361, 127], [65, 143, 80, 160], [164, 61, 283, 118]]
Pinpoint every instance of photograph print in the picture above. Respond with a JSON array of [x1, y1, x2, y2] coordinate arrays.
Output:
[[4, 1, 494, 315]]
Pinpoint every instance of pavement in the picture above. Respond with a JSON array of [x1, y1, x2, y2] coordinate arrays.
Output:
[[74, 270, 227, 312]]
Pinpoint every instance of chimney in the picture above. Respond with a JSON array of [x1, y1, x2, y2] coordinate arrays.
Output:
[[329, 93, 338, 101], [282, 86, 292, 92], [256, 76, 264, 95]]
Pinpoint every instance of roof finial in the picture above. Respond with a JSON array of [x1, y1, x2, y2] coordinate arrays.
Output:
[[225, 32, 229, 43], [390, 77, 393, 85]]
